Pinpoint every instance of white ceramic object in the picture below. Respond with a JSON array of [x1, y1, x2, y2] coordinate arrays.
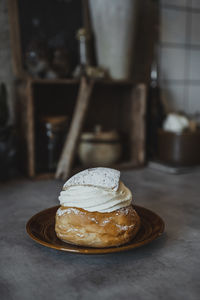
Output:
[[89, 0, 138, 80], [78, 130, 122, 167], [163, 113, 189, 133]]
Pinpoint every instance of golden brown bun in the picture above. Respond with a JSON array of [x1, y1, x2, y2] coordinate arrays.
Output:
[[55, 205, 140, 248]]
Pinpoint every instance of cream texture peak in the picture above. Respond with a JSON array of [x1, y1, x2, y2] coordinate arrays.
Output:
[[58, 168, 132, 213]]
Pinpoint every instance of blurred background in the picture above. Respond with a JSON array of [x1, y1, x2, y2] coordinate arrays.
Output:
[[0, 0, 200, 180]]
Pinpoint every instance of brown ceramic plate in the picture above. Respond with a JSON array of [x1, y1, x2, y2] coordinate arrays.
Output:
[[26, 205, 165, 254]]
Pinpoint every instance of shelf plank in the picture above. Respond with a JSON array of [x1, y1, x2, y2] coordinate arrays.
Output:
[[97, 79, 135, 86], [31, 78, 79, 85], [30, 78, 135, 86]]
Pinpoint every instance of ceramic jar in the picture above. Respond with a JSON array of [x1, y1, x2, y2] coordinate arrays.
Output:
[[157, 129, 200, 167], [38, 116, 69, 172], [78, 129, 122, 167]]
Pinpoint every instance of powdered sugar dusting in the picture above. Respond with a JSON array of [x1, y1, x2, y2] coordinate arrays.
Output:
[[119, 207, 131, 216], [57, 208, 69, 216], [57, 207, 84, 216], [64, 168, 120, 191], [102, 219, 111, 225], [115, 224, 135, 231]]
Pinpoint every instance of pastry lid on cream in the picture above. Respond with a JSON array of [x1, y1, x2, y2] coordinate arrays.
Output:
[[64, 167, 120, 191]]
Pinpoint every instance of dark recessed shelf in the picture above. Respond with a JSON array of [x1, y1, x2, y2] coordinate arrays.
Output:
[[9, 0, 146, 179]]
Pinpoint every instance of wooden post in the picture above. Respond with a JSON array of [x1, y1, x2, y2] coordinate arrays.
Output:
[[55, 77, 94, 180], [7, 0, 27, 78], [130, 84, 146, 165]]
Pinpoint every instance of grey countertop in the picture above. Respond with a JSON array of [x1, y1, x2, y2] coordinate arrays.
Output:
[[0, 168, 199, 300]]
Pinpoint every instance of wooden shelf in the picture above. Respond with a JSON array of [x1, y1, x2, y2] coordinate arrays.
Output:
[[31, 78, 80, 85], [96, 79, 135, 86], [30, 78, 135, 86], [16, 81, 146, 178], [9, 1, 147, 179]]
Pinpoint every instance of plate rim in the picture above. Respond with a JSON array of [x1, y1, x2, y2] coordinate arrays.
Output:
[[26, 205, 165, 254]]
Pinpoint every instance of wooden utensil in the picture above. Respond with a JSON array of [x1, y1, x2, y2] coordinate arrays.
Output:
[[55, 77, 94, 180]]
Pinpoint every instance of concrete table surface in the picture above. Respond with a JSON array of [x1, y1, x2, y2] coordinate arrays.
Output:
[[0, 168, 199, 300]]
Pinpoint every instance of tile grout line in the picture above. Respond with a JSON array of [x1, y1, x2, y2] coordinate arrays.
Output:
[[159, 4, 186, 111], [184, 0, 192, 113], [160, 42, 200, 50], [160, 79, 200, 84], [159, 1, 200, 113], [161, 4, 200, 13]]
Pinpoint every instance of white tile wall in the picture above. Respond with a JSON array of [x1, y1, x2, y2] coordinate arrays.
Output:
[[159, 3, 200, 114], [160, 8, 187, 44], [189, 49, 200, 80], [161, 0, 187, 7], [161, 84, 186, 111], [190, 12, 200, 45], [188, 86, 200, 114], [191, 0, 200, 9], [160, 47, 186, 80]]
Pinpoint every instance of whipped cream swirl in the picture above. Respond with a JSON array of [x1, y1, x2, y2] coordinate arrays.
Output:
[[58, 181, 132, 213]]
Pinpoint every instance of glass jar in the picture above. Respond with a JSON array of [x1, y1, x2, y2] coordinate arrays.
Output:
[[38, 116, 68, 172]]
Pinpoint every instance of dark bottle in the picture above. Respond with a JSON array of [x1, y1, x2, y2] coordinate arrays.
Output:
[[0, 83, 9, 127], [146, 47, 166, 159], [0, 83, 18, 180]]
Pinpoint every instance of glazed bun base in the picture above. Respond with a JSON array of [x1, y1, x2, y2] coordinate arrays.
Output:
[[55, 205, 140, 248]]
